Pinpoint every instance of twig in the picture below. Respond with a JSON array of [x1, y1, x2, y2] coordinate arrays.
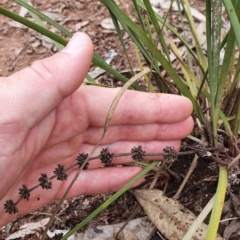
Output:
[[173, 154, 198, 200]]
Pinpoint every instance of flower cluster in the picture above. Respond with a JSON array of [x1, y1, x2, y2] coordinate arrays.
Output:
[[4, 200, 18, 214], [39, 173, 52, 190], [131, 145, 145, 161], [100, 147, 114, 166], [76, 153, 89, 169], [19, 185, 30, 201], [3, 144, 222, 215], [54, 164, 68, 181], [163, 146, 178, 162]]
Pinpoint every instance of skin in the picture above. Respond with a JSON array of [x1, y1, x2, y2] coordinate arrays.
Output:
[[0, 32, 194, 227]]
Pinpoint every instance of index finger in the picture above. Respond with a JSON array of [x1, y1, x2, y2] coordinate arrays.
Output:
[[80, 86, 193, 127]]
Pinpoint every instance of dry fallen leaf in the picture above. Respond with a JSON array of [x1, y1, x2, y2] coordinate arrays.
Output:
[[223, 219, 240, 240], [222, 193, 240, 239], [133, 189, 224, 240]]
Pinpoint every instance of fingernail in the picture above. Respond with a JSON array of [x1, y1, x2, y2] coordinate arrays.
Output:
[[62, 32, 86, 53]]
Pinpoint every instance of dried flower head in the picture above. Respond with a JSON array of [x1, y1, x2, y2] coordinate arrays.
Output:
[[38, 173, 52, 190], [100, 147, 114, 166], [54, 164, 68, 181], [163, 146, 178, 163], [76, 153, 89, 169], [19, 185, 30, 200], [4, 199, 18, 214], [131, 145, 145, 162]]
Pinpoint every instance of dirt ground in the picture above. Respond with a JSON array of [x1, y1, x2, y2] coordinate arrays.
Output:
[[0, 0, 238, 239]]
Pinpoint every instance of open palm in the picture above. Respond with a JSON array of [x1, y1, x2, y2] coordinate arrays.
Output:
[[0, 33, 193, 227]]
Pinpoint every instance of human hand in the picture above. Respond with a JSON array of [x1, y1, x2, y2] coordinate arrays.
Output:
[[0, 32, 193, 227]]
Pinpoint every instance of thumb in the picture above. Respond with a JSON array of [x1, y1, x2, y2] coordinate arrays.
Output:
[[0, 32, 93, 128]]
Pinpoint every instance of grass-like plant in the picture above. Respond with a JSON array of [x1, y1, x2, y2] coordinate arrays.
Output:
[[1, 0, 240, 239]]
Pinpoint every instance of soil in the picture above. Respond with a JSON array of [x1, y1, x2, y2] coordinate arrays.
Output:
[[0, 0, 239, 239]]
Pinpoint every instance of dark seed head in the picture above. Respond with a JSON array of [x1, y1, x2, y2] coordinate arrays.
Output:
[[76, 153, 89, 169], [163, 146, 178, 162], [54, 164, 68, 181], [19, 184, 30, 201], [38, 173, 52, 190], [131, 145, 145, 162], [4, 199, 18, 214], [100, 147, 114, 166]]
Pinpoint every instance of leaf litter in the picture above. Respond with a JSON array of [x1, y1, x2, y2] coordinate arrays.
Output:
[[133, 189, 224, 240]]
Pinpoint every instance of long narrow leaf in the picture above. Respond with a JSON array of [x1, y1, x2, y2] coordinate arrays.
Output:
[[92, 53, 131, 86], [206, 167, 227, 240], [143, 0, 171, 61], [206, 0, 222, 142], [132, 0, 147, 31], [102, 1, 162, 76], [136, 0, 204, 73], [99, 0, 204, 123], [216, 26, 236, 125], [108, 11, 135, 77], [223, 0, 240, 48], [181, 0, 207, 70]]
